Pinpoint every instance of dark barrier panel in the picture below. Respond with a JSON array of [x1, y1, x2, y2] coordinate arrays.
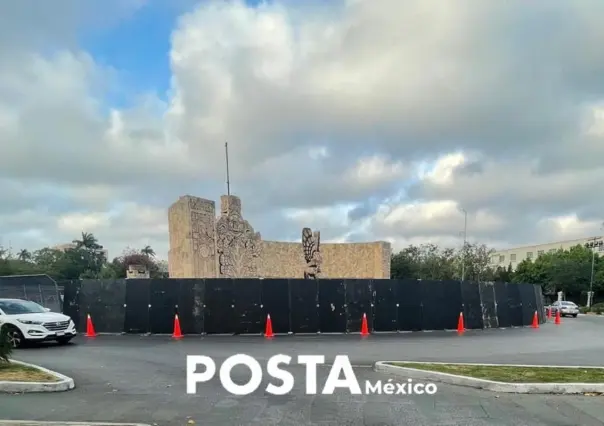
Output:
[[519, 283, 537, 326], [0, 275, 62, 313], [234, 279, 263, 334], [396, 279, 422, 331], [204, 279, 236, 334], [507, 283, 523, 326], [124, 279, 151, 333], [61, 280, 81, 329], [177, 280, 205, 334], [261, 279, 290, 334], [494, 282, 511, 328], [444, 280, 463, 329], [318, 280, 346, 333], [478, 282, 499, 328], [373, 279, 397, 331], [290, 279, 319, 333], [461, 281, 483, 329], [345, 279, 373, 333], [80, 280, 126, 333], [534, 284, 545, 323], [421, 280, 461, 330], [149, 280, 178, 334], [55, 278, 544, 334]]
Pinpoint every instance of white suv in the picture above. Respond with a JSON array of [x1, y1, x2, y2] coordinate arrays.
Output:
[[0, 298, 77, 347]]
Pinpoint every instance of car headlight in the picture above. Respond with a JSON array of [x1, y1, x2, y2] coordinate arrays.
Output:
[[17, 319, 43, 325]]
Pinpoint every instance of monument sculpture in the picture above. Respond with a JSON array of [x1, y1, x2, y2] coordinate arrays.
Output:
[[215, 195, 262, 278], [168, 194, 391, 279], [302, 227, 322, 279]]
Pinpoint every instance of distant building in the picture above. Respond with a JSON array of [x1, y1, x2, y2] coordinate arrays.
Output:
[[490, 236, 604, 271], [52, 243, 109, 260], [126, 264, 150, 279]]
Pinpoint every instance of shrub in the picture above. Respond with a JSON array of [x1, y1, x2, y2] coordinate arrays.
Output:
[[0, 327, 12, 363], [579, 306, 590, 314]]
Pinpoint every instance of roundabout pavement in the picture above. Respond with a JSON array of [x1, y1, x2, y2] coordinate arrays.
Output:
[[0, 315, 603, 425]]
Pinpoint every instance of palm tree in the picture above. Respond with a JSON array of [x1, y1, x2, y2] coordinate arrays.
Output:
[[141, 245, 155, 258], [72, 232, 101, 250], [17, 249, 31, 261]]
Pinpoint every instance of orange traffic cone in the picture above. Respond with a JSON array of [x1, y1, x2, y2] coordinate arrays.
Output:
[[531, 311, 539, 328], [264, 314, 274, 339], [172, 314, 183, 339], [546, 307, 551, 320], [554, 310, 561, 325], [85, 313, 97, 337], [360, 313, 369, 337], [457, 312, 465, 335]]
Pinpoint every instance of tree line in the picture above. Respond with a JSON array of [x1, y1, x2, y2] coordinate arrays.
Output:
[[391, 242, 603, 303], [0, 234, 602, 302], [0, 232, 168, 281]]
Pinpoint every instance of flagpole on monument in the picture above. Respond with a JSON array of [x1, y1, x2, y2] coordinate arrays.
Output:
[[225, 142, 231, 197]]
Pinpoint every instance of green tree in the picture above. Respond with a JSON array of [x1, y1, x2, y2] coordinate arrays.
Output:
[[512, 244, 604, 299], [456, 242, 495, 281], [391, 244, 458, 280], [108, 247, 165, 279], [492, 264, 513, 282], [0, 327, 13, 363], [141, 245, 155, 258], [72, 232, 102, 250], [17, 249, 31, 261]]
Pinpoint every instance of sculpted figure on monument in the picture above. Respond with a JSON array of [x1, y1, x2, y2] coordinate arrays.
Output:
[[302, 227, 322, 279], [215, 195, 262, 277]]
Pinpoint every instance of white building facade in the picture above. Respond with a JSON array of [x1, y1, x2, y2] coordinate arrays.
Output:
[[490, 235, 604, 271]]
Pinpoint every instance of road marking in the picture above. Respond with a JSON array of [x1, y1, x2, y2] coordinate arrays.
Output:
[[0, 422, 152, 426], [323, 364, 373, 368]]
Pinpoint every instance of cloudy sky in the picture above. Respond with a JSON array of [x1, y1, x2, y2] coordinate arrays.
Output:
[[1, 0, 604, 260]]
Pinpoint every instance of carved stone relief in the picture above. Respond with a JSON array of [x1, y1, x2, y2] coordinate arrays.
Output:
[[302, 227, 322, 279], [216, 195, 262, 278], [189, 197, 215, 215], [189, 198, 216, 259]]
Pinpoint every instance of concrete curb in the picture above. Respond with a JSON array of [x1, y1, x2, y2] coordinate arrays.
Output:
[[373, 361, 604, 394], [0, 360, 75, 393], [0, 423, 151, 425]]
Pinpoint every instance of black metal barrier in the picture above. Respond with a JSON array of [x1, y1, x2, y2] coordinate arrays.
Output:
[[59, 279, 545, 334], [0, 274, 62, 313]]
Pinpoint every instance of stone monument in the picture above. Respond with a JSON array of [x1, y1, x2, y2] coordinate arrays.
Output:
[[215, 195, 262, 278], [168, 194, 392, 279]]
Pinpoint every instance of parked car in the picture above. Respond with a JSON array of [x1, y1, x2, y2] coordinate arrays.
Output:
[[0, 298, 76, 347], [549, 300, 579, 318]]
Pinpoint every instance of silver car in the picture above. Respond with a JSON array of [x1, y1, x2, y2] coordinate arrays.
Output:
[[550, 301, 579, 317]]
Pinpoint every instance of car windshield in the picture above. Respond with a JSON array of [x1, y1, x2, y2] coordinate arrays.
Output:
[[0, 300, 47, 315], [561, 301, 576, 306]]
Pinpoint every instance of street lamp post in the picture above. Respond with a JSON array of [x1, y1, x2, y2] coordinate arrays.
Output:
[[588, 224, 603, 308], [589, 248, 596, 307], [461, 208, 467, 282]]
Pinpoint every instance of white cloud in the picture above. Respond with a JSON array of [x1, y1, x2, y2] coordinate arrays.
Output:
[[2, 0, 604, 262]]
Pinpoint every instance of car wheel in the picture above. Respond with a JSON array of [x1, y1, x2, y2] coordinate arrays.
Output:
[[3, 325, 24, 348], [56, 337, 73, 345], [573, 314, 578, 318]]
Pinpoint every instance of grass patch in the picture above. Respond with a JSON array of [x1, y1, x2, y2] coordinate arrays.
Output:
[[391, 362, 604, 383], [0, 362, 59, 382]]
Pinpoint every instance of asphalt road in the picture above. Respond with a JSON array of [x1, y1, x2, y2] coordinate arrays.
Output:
[[1, 315, 603, 425]]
